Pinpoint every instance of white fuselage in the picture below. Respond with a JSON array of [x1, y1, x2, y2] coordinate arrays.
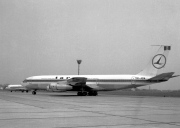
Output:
[[24, 74, 155, 91], [5, 85, 27, 91]]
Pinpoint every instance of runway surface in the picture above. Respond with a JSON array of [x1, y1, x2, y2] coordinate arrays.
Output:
[[0, 91, 180, 128]]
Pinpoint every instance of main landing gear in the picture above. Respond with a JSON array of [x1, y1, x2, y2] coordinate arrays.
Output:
[[77, 91, 98, 96], [88, 91, 98, 96], [77, 92, 87, 96], [32, 91, 36, 95]]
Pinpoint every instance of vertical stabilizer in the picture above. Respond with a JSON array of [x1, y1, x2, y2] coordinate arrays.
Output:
[[137, 46, 171, 77]]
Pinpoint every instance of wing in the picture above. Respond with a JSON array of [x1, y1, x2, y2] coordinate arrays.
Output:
[[56, 77, 97, 91], [67, 77, 87, 86]]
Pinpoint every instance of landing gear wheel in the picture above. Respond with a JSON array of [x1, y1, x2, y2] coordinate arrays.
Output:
[[77, 92, 88, 96], [82, 92, 87, 96], [88, 91, 98, 96], [93, 91, 98, 96], [77, 92, 81, 96], [26, 90, 28, 93], [32, 91, 36, 95], [88, 92, 92, 96]]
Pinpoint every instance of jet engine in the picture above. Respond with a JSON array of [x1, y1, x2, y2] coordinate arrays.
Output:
[[47, 83, 72, 92]]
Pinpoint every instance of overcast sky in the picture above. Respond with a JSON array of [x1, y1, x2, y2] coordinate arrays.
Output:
[[0, 0, 180, 90]]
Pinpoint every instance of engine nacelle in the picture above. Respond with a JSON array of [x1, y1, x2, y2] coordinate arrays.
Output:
[[47, 83, 72, 92]]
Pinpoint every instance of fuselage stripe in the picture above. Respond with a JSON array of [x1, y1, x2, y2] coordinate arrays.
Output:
[[24, 79, 148, 83]]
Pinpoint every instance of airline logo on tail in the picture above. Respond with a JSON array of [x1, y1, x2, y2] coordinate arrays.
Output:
[[152, 54, 166, 69]]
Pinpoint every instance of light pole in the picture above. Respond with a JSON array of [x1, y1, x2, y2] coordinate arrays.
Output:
[[77, 60, 82, 75]]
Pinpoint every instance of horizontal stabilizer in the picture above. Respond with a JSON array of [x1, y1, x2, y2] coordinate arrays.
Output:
[[0, 84, 9, 90], [148, 72, 175, 81], [171, 75, 180, 78]]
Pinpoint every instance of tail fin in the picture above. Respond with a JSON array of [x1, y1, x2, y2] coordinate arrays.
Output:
[[0, 84, 9, 90], [137, 45, 171, 77]]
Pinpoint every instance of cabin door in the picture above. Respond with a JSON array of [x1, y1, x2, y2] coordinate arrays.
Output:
[[131, 77, 136, 85]]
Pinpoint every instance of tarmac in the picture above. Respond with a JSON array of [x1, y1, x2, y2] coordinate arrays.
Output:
[[0, 91, 180, 128]]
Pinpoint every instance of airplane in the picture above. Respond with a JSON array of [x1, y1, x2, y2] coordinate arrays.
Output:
[[23, 45, 179, 96], [4, 84, 29, 93]]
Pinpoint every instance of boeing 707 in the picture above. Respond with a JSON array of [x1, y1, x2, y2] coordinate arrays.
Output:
[[23, 45, 179, 96]]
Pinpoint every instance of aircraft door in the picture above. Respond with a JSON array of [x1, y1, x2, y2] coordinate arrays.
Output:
[[131, 77, 136, 85], [95, 78, 98, 85]]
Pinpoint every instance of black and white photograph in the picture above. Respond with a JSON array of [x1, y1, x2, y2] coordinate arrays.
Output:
[[0, 0, 180, 127]]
